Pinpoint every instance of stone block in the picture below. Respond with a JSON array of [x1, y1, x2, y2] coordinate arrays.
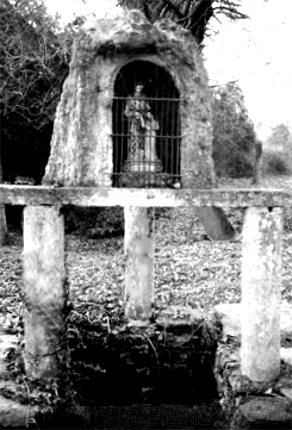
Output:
[[214, 301, 292, 342], [0, 394, 38, 428], [233, 396, 292, 429]]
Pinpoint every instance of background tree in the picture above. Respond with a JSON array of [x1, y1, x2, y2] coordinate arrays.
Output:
[[0, 0, 72, 184], [0, 0, 77, 237], [261, 124, 292, 177], [211, 81, 257, 178], [196, 82, 258, 240], [266, 124, 292, 152]]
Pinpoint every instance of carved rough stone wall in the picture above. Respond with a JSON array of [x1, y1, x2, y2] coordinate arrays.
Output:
[[43, 9, 214, 187]]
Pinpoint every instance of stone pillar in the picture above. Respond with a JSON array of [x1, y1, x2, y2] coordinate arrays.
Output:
[[124, 207, 154, 320], [0, 205, 7, 246], [23, 206, 66, 379], [241, 207, 282, 382]]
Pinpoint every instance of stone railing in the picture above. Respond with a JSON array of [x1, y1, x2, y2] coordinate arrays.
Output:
[[0, 185, 287, 384]]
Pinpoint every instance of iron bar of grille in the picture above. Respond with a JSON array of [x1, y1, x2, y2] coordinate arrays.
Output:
[[111, 134, 184, 139], [173, 93, 177, 178], [114, 172, 176, 175], [112, 96, 184, 102]]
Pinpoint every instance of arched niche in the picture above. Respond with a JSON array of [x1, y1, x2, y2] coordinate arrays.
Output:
[[112, 60, 181, 188], [43, 10, 215, 188]]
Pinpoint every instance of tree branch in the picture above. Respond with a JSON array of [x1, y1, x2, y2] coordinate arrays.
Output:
[[213, 5, 248, 19], [161, 0, 185, 19]]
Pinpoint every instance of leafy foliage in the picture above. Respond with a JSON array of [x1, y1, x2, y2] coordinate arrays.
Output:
[[0, 0, 75, 182], [63, 207, 125, 237], [262, 152, 292, 177], [0, 0, 69, 130], [211, 82, 257, 178], [262, 124, 292, 177], [266, 124, 292, 152]]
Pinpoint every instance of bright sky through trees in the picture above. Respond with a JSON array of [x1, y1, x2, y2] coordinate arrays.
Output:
[[205, 0, 292, 141], [45, 0, 292, 141], [45, 0, 119, 21]]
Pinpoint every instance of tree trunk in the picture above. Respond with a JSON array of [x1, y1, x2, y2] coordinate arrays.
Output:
[[196, 207, 237, 240], [0, 155, 7, 246]]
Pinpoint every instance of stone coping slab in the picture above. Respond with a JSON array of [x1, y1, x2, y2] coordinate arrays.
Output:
[[214, 301, 292, 342], [0, 184, 292, 207]]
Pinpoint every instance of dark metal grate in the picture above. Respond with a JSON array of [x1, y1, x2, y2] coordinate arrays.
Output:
[[44, 404, 224, 429], [112, 60, 182, 188]]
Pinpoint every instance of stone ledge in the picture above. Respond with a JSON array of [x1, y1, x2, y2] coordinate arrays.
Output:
[[213, 301, 292, 342], [0, 185, 289, 207]]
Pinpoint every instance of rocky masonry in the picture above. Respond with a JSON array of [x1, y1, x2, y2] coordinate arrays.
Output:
[[43, 9, 215, 188], [214, 301, 292, 429]]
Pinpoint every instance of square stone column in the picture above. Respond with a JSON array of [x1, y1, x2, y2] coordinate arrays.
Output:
[[124, 206, 155, 320], [241, 207, 283, 382], [23, 206, 66, 379]]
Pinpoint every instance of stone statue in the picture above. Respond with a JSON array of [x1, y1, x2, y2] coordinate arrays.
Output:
[[124, 83, 161, 171]]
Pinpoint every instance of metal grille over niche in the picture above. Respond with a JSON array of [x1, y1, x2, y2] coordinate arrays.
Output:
[[112, 60, 181, 188]]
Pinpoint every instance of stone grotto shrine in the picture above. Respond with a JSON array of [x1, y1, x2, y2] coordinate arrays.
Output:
[[43, 8, 215, 189]]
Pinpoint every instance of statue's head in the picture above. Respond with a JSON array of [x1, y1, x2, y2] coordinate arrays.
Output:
[[134, 82, 144, 94]]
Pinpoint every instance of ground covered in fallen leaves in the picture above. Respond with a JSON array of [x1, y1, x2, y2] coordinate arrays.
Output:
[[1, 206, 292, 333]]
